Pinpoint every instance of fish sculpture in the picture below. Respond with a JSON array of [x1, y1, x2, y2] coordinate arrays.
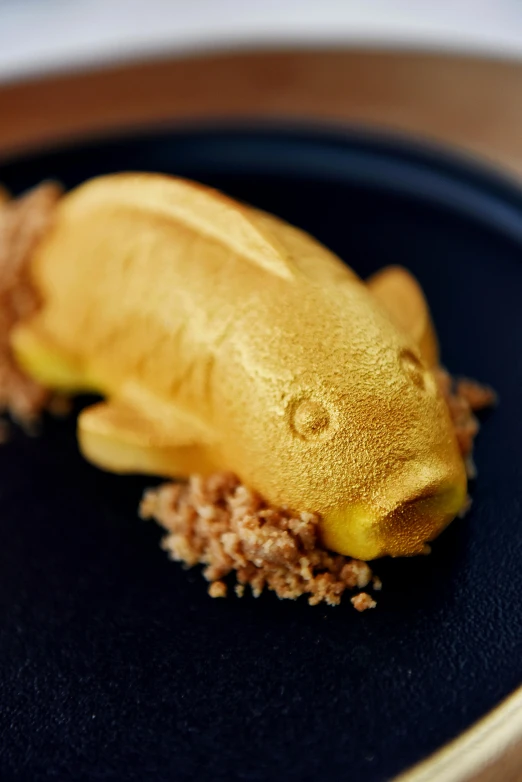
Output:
[[11, 173, 467, 560]]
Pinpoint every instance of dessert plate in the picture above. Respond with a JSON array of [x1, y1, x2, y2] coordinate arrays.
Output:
[[0, 126, 520, 782]]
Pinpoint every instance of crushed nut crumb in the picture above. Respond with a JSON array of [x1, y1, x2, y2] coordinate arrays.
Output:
[[435, 368, 494, 477], [140, 473, 378, 608], [47, 394, 73, 418], [351, 593, 377, 612], [372, 575, 382, 592], [456, 378, 497, 411], [0, 183, 63, 422], [208, 580, 227, 598]]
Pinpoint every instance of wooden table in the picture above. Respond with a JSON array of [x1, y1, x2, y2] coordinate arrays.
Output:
[[1, 48, 522, 179], [1, 47, 521, 781]]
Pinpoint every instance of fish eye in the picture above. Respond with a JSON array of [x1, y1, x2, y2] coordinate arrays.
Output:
[[288, 397, 331, 440], [399, 348, 435, 394]]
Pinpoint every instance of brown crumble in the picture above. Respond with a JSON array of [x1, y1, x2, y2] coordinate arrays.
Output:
[[435, 368, 495, 480], [140, 473, 379, 608], [455, 378, 497, 411], [47, 394, 74, 418], [372, 575, 382, 592], [0, 182, 63, 423], [351, 593, 377, 612], [208, 580, 228, 598]]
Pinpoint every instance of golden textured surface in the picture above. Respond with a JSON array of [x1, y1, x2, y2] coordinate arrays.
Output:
[[12, 173, 467, 559], [368, 266, 440, 368]]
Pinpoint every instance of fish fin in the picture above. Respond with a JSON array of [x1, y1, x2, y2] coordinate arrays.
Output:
[[65, 173, 296, 280], [11, 322, 91, 393], [367, 265, 439, 367], [249, 206, 359, 286], [78, 400, 217, 477]]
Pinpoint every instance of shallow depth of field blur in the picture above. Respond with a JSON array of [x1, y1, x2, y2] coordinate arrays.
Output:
[[2, 1, 522, 84]]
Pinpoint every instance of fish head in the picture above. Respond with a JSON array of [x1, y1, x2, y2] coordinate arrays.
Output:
[[222, 279, 467, 560]]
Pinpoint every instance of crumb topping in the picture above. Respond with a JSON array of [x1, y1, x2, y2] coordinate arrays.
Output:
[[0, 183, 63, 424], [435, 367, 496, 480], [350, 593, 377, 612], [140, 473, 379, 607], [208, 580, 228, 598], [372, 575, 383, 591]]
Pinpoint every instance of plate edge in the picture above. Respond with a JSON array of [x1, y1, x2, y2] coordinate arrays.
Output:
[[395, 686, 522, 782]]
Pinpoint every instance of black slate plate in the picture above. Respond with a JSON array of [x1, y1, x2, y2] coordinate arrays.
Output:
[[0, 126, 521, 782]]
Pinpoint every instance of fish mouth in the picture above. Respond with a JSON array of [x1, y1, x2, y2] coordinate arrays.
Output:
[[375, 485, 466, 558], [320, 478, 468, 560]]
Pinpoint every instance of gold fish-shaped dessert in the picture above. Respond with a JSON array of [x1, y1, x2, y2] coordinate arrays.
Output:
[[12, 173, 467, 560]]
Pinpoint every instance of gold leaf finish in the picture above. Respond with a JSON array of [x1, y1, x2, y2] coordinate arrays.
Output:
[[11, 173, 467, 559]]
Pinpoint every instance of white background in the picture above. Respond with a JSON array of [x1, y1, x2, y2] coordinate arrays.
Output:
[[1, 0, 522, 84]]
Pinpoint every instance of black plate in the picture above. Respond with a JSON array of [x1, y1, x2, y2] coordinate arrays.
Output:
[[0, 126, 521, 782]]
